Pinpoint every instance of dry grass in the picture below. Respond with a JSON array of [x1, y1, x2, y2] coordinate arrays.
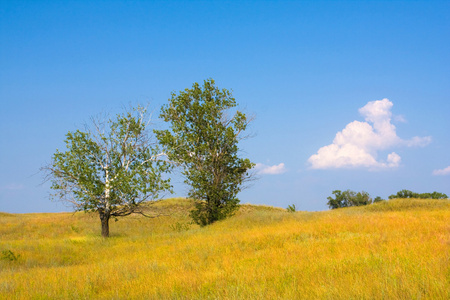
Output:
[[1, 198, 449, 299]]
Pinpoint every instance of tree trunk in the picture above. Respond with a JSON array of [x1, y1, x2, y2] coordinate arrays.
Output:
[[100, 212, 110, 237]]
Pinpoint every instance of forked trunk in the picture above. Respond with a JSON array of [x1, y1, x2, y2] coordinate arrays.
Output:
[[100, 212, 110, 237]]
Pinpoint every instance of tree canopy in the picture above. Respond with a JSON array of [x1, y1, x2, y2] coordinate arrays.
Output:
[[327, 190, 372, 209], [388, 190, 448, 199], [44, 106, 172, 237], [155, 79, 254, 226]]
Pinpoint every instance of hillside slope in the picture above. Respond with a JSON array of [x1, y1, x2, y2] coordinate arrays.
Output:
[[1, 198, 449, 299]]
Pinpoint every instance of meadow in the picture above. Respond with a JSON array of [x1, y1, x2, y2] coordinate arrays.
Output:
[[1, 198, 449, 299]]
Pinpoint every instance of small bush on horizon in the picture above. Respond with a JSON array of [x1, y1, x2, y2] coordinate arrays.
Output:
[[286, 204, 296, 212], [373, 196, 384, 203], [388, 190, 448, 199]]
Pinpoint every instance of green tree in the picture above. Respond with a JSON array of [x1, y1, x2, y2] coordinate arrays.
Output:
[[388, 189, 417, 199], [352, 191, 372, 206], [43, 106, 172, 237], [389, 190, 448, 199], [373, 196, 384, 203], [155, 79, 254, 226], [327, 190, 346, 209], [327, 190, 373, 209], [429, 191, 448, 199]]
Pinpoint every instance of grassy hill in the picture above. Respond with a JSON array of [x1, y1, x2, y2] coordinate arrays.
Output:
[[1, 198, 449, 299]]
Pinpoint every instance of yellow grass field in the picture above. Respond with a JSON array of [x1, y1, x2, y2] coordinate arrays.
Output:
[[1, 198, 449, 299]]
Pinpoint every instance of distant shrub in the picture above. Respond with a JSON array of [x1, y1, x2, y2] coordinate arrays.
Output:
[[327, 190, 372, 209], [286, 204, 296, 212], [388, 190, 448, 199], [373, 196, 384, 203]]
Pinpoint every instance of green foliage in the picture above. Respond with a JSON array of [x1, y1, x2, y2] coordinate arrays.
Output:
[[156, 79, 254, 226], [388, 190, 448, 199], [1, 250, 20, 261], [44, 106, 172, 237], [327, 190, 372, 209], [373, 196, 384, 203], [286, 204, 296, 212]]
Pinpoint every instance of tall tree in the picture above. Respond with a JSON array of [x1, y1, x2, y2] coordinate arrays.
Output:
[[43, 106, 172, 237], [156, 79, 254, 226]]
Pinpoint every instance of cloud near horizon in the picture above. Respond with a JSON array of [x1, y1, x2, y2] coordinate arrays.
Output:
[[432, 166, 450, 176], [254, 163, 287, 175], [308, 99, 431, 170]]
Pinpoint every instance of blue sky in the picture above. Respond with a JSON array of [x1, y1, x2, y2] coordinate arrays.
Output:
[[1, 0, 449, 213]]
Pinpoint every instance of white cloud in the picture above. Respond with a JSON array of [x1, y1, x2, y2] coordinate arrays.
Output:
[[394, 114, 407, 123], [254, 163, 287, 175], [432, 166, 450, 176], [404, 136, 432, 147], [308, 98, 431, 170]]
